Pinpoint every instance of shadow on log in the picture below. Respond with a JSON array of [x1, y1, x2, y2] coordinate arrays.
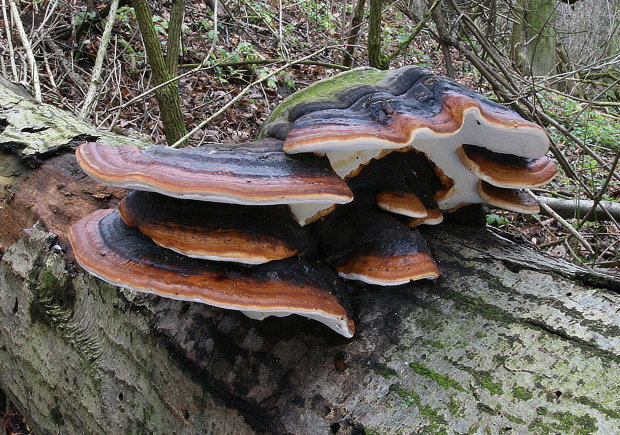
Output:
[[1, 81, 620, 434]]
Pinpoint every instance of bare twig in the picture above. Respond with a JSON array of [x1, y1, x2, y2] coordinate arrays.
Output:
[[7, 0, 41, 101], [180, 58, 349, 71], [170, 47, 335, 148], [576, 150, 620, 228], [564, 239, 588, 267], [524, 102, 620, 185], [107, 56, 348, 131], [1, 0, 17, 79], [526, 189, 595, 255], [44, 38, 89, 93], [80, 0, 120, 119], [31, 0, 62, 48], [238, 0, 290, 59], [388, 0, 441, 64]]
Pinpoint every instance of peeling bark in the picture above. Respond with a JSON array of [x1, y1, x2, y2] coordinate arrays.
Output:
[[1, 82, 620, 434], [0, 80, 150, 167]]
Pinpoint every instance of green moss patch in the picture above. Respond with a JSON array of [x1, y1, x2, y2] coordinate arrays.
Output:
[[408, 363, 466, 392], [528, 410, 598, 434], [512, 386, 533, 401], [389, 384, 448, 432]]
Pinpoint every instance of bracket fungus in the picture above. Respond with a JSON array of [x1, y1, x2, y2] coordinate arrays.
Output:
[[69, 209, 355, 337], [76, 138, 353, 206], [70, 66, 557, 338], [118, 191, 310, 264], [259, 66, 557, 224]]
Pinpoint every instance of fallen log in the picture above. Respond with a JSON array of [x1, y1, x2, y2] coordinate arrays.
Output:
[[1, 81, 620, 434]]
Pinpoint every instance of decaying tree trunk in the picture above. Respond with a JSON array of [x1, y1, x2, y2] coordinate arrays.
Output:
[[1, 82, 620, 434]]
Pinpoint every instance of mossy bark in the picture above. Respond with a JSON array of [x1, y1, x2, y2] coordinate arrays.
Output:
[[2, 209, 620, 434], [131, 0, 188, 146], [1, 82, 620, 434], [525, 0, 557, 77], [367, 0, 388, 70]]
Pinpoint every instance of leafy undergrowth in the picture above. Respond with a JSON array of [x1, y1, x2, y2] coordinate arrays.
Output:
[[2, 0, 618, 279]]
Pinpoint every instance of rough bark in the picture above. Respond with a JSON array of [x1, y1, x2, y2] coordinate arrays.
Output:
[[166, 0, 185, 77], [131, 0, 188, 146], [2, 82, 620, 434], [342, 0, 366, 68], [525, 0, 558, 77], [367, 0, 388, 70]]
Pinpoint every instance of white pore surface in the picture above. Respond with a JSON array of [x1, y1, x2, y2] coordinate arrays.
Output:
[[241, 309, 354, 338], [288, 107, 550, 221], [337, 270, 438, 286], [98, 179, 352, 206]]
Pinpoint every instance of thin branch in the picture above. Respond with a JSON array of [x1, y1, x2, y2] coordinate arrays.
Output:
[[180, 58, 349, 71], [7, 0, 41, 101], [522, 99, 620, 185], [108, 56, 349, 130], [388, 0, 441, 63], [31, 0, 62, 48], [526, 189, 595, 255], [80, 0, 120, 119], [445, 0, 520, 93], [2, 0, 18, 79], [238, 0, 290, 59], [576, 150, 620, 228], [170, 47, 335, 148]]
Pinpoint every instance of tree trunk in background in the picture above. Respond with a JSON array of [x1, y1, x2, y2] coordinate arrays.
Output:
[[430, 0, 455, 78], [2, 82, 620, 434], [604, 5, 619, 57], [484, 0, 497, 41], [166, 0, 185, 77], [510, 0, 528, 71], [131, 0, 188, 146], [343, 0, 367, 68], [525, 0, 558, 77], [368, 0, 388, 69]]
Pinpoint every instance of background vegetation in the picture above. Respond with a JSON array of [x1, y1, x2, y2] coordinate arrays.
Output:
[[1, 0, 619, 278]]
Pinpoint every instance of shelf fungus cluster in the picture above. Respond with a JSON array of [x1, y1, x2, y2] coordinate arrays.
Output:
[[69, 66, 557, 338]]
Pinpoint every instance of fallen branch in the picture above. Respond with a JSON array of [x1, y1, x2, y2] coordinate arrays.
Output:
[[539, 197, 620, 223], [2, 80, 620, 433]]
